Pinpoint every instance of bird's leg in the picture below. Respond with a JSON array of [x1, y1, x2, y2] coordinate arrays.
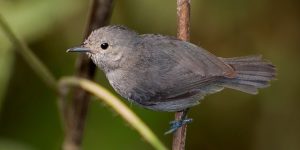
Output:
[[165, 109, 192, 134]]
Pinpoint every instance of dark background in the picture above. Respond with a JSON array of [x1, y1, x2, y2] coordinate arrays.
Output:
[[0, 0, 299, 149]]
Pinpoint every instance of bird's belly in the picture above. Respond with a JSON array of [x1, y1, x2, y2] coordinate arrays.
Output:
[[106, 70, 146, 102]]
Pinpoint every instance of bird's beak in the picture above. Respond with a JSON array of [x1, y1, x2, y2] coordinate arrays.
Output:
[[66, 46, 91, 53]]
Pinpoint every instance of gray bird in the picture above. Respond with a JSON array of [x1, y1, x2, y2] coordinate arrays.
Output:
[[67, 25, 276, 112]]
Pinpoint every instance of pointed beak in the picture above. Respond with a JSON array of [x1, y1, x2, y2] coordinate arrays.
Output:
[[66, 46, 91, 53]]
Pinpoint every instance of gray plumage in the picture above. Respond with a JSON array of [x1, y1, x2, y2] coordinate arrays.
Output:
[[69, 25, 276, 112]]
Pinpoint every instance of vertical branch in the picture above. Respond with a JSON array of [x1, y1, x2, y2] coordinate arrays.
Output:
[[62, 0, 114, 150], [173, 0, 190, 150], [176, 0, 190, 41]]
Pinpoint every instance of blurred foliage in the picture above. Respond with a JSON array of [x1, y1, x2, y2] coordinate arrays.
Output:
[[0, 138, 34, 150], [0, 0, 300, 150], [0, 30, 13, 109]]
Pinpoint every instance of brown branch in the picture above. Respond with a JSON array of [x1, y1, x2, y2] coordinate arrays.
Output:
[[173, 0, 190, 150], [62, 0, 114, 150], [176, 0, 190, 41]]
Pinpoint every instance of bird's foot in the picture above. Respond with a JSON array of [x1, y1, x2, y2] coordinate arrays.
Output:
[[164, 118, 193, 135]]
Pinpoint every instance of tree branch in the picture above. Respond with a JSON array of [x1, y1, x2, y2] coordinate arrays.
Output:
[[62, 0, 114, 150], [173, 0, 190, 150]]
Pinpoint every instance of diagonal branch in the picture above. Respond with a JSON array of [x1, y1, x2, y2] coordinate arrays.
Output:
[[0, 14, 57, 90], [59, 77, 168, 150]]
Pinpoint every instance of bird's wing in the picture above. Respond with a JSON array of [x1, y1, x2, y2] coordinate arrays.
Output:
[[134, 34, 235, 102]]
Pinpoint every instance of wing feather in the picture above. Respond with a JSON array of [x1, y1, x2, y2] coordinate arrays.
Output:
[[133, 34, 234, 102]]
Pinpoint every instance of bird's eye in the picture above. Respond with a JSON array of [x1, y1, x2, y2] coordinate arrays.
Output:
[[100, 43, 109, 50]]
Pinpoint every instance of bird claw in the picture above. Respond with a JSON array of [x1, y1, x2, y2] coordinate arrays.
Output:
[[164, 118, 193, 135]]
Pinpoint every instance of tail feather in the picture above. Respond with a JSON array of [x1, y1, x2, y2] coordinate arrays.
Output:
[[220, 55, 276, 94]]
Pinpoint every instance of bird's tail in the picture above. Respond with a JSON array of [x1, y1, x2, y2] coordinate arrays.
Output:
[[219, 55, 276, 94]]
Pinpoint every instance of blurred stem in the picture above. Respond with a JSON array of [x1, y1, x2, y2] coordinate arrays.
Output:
[[59, 77, 168, 150], [173, 0, 190, 150], [0, 14, 57, 90], [61, 0, 114, 150]]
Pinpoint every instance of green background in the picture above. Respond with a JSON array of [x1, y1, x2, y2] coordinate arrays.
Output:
[[0, 0, 299, 149]]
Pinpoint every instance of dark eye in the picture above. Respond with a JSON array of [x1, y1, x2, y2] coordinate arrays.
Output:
[[100, 43, 109, 50]]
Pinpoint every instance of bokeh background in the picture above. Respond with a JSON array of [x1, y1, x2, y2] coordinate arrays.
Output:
[[0, 0, 299, 149]]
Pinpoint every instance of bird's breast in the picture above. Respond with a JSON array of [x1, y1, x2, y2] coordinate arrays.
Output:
[[105, 68, 158, 105]]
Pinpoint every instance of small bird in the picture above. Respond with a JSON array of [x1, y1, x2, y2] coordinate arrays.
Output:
[[67, 25, 276, 131]]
